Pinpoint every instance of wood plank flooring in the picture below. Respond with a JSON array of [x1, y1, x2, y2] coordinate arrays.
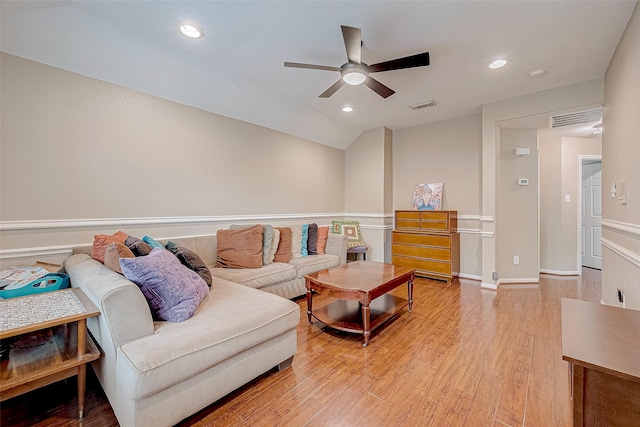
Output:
[[1, 268, 602, 427]]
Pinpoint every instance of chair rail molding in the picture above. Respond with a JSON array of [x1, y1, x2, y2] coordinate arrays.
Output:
[[0, 213, 347, 231], [601, 219, 640, 237], [601, 237, 640, 268]]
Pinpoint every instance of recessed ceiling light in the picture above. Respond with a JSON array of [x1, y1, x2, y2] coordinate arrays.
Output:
[[342, 106, 354, 112], [178, 23, 204, 39], [489, 59, 508, 69], [530, 69, 546, 78]]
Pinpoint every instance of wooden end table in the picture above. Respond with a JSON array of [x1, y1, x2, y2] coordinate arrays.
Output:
[[0, 288, 101, 419], [305, 261, 415, 347]]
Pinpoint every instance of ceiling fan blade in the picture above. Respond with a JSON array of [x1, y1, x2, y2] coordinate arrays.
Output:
[[341, 25, 362, 64], [319, 79, 346, 98], [284, 62, 341, 72], [364, 76, 395, 98], [368, 52, 430, 73]]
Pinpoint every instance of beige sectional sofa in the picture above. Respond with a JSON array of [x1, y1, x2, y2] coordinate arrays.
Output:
[[63, 232, 347, 427]]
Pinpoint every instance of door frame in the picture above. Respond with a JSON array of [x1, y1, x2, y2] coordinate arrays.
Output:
[[577, 154, 602, 273]]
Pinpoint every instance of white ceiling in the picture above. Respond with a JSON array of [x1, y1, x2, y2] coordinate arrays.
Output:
[[1, 1, 636, 150]]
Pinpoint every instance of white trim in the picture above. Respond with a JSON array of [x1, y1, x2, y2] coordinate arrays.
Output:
[[458, 273, 482, 281], [601, 237, 640, 268], [481, 231, 495, 238], [0, 213, 345, 231], [540, 269, 580, 276], [360, 224, 393, 230], [497, 277, 540, 285], [344, 213, 394, 219], [481, 282, 498, 290], [0, 245, 74, 259], [480, 216, 495, 222], [601, 219, 640, 237]]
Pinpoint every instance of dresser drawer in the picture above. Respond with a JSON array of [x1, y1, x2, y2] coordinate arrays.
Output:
[[392, 256, 452, 276], [392, 244, 451, 261], [392, 232, 451, 248]]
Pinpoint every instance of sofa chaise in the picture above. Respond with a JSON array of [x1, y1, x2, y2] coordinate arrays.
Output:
[[63, 231, 347, 427]]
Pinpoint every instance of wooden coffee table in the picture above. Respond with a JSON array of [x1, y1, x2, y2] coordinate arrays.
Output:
[[305, 261, 415, 347]]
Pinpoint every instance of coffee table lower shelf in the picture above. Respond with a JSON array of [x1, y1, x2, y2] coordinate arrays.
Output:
[[310, 294, 409, 337]]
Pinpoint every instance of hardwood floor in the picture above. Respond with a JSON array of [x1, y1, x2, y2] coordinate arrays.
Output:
[[1, 268, 602, 427]]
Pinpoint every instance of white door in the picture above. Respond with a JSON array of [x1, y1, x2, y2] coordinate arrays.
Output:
[[582, 161, 602, 269]]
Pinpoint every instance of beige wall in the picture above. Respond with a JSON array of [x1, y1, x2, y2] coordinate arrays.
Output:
[[0, 53, 345, 267], [496, 129, 539, 281], [539, 137, 564, 272], [602, 2, 640, 309], [393, 114, 483, 278], [539, 136, 602, 274], [481, 79, 604, 288], [344, 127, 393, 262]]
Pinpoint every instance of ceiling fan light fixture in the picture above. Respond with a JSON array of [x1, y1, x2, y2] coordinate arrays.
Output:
[[342, 71, 367, 85], [178, 23, 204, 39], [340, 63, 368, 85]]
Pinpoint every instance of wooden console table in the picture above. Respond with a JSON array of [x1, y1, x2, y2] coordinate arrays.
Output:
[[561, 298, 640, 426], [0, 288, 101, 419]]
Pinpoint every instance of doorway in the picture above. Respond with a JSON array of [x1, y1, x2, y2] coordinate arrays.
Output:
[[580, 157, 602, 270]]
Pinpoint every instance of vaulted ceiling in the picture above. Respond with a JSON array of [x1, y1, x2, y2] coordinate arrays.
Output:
[[1, 1, 636, 149]]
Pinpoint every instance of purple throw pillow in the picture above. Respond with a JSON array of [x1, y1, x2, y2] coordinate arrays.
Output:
[[120, 248, 208, 322]]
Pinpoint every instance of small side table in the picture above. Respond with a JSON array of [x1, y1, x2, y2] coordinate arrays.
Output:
[[347, 245, 368, 261], [0, 288, 101, 419]]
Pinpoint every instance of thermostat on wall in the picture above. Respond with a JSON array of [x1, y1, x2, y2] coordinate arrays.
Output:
[[518, 178, 529, 186]]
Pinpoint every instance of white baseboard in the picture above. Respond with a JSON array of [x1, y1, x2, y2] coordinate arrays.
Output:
[[497, 277, 540, 286], [458, 273, 482, 281], [481, 282, 498, 290], [540, 269, 580, 276]]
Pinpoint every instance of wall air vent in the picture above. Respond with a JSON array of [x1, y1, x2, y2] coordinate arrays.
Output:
[[550, 108, 602, 128], [410, 100, 437, 110]]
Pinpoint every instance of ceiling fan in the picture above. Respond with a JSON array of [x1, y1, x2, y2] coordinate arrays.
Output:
[[284, 25, 430, 99]]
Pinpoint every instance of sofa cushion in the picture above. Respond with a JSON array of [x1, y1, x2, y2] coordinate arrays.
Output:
[[307, 223, 318, 255], [316, 226, 329, 254], [230, 224, 275, 266], [116, 279, 300, 400], [142, 235, 164, 249], [289, 224, 303, 258], [165, 241, 213, 287], [267, 228, 280, 264], [209, 262, 297, 290], [92, 231, 128, 263], [120, 248, 209, 322], [273, 227, 292, 263], [301, 224, 309, 257], [104, 242, 135, 274], [288, 254, 341, 278], [215, 225, 263, 269], [125, 236, 153, 257], [332, 220, 366, 248]]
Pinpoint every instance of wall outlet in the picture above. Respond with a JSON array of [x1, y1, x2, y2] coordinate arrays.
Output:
[[492, 272, 499, 280], [513, 255, 520, 265]]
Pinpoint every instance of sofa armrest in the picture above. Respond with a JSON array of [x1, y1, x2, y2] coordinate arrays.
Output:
[[325, 233, 348, 264], [64, 254, 155, 353]]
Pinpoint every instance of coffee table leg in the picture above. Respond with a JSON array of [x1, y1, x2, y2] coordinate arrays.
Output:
[[408, 277, 414, 312], [306, 288, 313, 324], [361, 304, 371, 347]]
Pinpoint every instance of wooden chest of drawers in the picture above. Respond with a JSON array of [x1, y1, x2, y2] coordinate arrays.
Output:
[[392, 210, 460, 282]]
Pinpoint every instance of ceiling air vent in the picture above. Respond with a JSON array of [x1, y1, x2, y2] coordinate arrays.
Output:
[[550, 108, 602, 128], [410, 100, 437, 110]]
